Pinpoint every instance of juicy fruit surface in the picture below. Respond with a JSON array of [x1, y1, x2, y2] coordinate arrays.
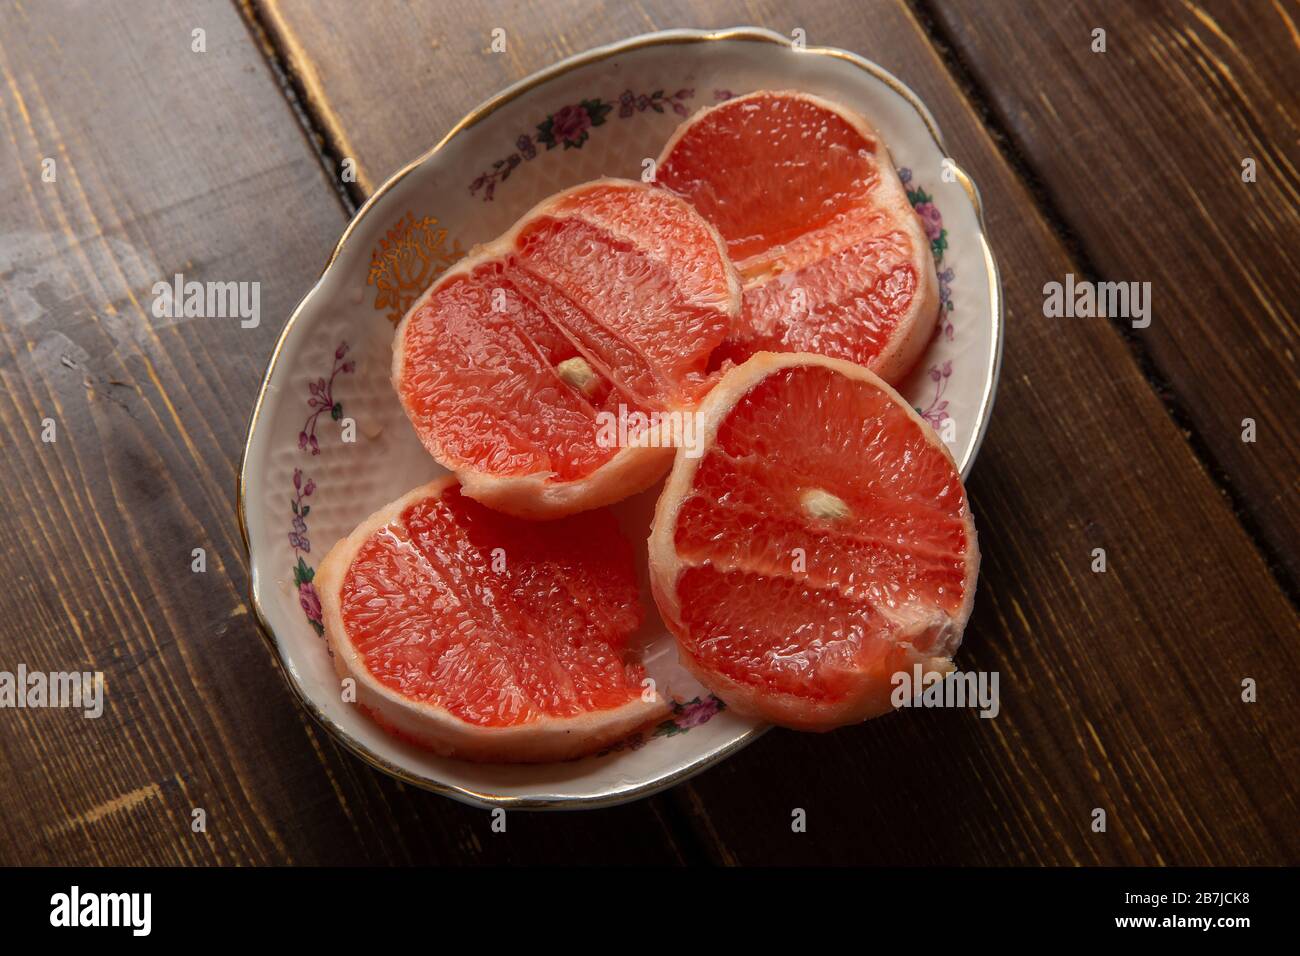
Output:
[[666, 363, 973, 706], [339, 484, 647, 726], [397, 182, 733, 482], [657, 93, 931, 372]]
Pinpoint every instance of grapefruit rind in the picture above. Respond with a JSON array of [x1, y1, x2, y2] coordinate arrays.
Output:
[[317, 477, 670, 763], [656, 91, 940, 384], [392, 178, 740, 520], [648, 352, 979, 731]]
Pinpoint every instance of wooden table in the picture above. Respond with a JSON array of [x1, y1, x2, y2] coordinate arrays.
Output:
[[0, 0, 1295, 866]]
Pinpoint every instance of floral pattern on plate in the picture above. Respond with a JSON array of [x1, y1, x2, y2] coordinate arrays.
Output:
[[470, 88, 695, 200], [900, 167, 958, 432]]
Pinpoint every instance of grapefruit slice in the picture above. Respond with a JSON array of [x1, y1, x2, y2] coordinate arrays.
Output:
[[655, 91, 939, 382], [649, 352, 978, 731], [392, 178, 740, 519], [316, 477, 669, 763]]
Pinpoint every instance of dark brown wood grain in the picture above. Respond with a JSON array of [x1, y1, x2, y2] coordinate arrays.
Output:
[[0, 0, 1295, 867], [923, 0, 1300, 584], [253, 0, 1300, 865], [0, 0, 695, 865]]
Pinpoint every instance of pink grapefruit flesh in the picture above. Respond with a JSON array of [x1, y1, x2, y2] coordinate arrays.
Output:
[[392, 179, 739, 518], [656, 91, 939, 382], [317, 477, 668, 763], [649, 352, 978, 731]]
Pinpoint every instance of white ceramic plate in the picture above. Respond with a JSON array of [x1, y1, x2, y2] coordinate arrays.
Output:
[[238, 27, 1003, 809]]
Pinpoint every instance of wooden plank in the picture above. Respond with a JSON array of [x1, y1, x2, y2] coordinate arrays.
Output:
[[0, 0, 692, 864], [256, 0, 1300, 865], [924, 0, 1300, 584]]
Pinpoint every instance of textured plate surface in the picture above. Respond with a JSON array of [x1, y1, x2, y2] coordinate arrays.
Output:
[[238, 27, 1003, 809]]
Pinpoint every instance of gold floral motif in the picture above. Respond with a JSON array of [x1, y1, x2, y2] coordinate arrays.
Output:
[[366, 212, 465, 323]]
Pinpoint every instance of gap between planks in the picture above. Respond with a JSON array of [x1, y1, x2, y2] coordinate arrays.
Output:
[[907, 0, 1298, 610], [233, 0, 361, 214]]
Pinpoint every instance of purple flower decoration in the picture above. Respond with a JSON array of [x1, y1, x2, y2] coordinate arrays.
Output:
[[915, 201, 944, 241], [298, 581, 323, 626], [674, 696, 723, 729], [900, 172, 955, 337], [289, 475, 324, 636], [299, 341, 354, 454], [652, 695, 727, 738], [918, 362, 954, 432], [551, 104, 592, 145], [289, 468, 314, 553]]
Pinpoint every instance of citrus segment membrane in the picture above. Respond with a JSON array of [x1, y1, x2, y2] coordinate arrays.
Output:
[[318, 478, 668, 762], [393, 179, 738, 517], [650, 353, 978, 730], [656, 92, 939, 382]]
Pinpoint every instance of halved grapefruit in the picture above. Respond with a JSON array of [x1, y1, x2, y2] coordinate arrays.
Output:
[[655, 91, 939, 382], [316, 477, 669, 762], [392, 179, 739, 519], [649, 352, 978, 731]]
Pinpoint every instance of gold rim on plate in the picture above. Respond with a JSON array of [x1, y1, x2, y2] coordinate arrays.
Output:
[[235, 26, 1004, 810]]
